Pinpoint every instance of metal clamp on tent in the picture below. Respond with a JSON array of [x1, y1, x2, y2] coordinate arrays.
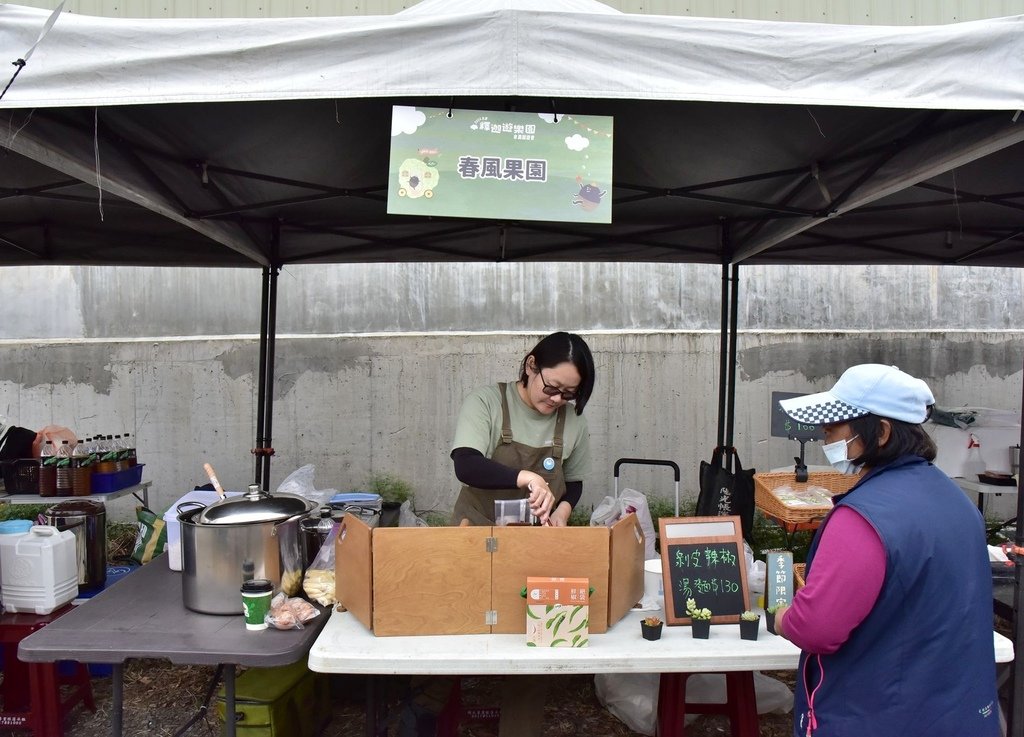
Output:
[[791, 438, 810, 483]]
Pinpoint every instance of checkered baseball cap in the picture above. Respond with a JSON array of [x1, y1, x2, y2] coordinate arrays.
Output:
[[779, 364, 935, 426]]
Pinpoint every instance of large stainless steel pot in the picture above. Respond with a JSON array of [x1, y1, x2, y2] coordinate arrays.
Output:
[[44, 499, 106, 590], [179, 486, 316, 614]]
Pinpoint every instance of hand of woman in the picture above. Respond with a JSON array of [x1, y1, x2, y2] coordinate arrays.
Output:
[[545, 502, 572, 527], [518, 471, 554, 523], [773, 604, 791, 640]]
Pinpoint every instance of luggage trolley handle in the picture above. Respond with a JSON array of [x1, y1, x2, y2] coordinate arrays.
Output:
[[613, 458, 681, 517]]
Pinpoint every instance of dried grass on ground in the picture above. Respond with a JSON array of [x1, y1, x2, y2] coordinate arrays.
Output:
[[59, 663, 798, 737]]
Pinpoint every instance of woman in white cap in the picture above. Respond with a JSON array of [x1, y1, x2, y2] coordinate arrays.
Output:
[[775, 364, 998, 737]]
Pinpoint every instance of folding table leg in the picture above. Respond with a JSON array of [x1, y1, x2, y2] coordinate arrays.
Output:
[[725, 671, 760, 737], [111, 663, 124, 737], [657, 672, 684, 736], [223, 666, 236, 737]]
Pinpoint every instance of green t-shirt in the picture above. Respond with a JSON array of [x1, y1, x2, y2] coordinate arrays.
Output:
[[451, 382, 591, 482]]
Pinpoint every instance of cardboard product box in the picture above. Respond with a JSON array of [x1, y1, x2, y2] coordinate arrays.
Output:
[[526, 576, 590, 647], [215, 658, 330, 737], [335, 512, 645, 637]]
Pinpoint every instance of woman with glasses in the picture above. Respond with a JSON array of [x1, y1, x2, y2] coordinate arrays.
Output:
[[450, 331, 595, 527]]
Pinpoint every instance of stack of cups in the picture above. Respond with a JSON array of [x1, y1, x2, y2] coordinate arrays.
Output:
[[643, 558, 664, 607]]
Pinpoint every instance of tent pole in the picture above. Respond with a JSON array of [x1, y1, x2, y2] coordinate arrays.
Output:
[[260, 264, 280, 493], [725, 263, 740, 473], [716, 262, 729, 452], [254, 267, 271, 487], [1010, 365, 1024, 737]]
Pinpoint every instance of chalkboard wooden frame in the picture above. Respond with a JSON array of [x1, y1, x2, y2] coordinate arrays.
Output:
[[658, 515, 750, 625]]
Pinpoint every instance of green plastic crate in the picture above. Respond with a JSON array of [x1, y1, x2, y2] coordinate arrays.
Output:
[[216, 657, 331, 737]]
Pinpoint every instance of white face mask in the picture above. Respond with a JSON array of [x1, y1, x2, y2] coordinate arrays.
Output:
[[821, 434, 863, 475]]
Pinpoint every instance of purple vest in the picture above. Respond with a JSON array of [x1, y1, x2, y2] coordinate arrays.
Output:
[[794, 455, 999, 737]]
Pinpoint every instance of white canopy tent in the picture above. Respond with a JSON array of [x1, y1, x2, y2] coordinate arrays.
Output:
[[2, 1, 1023, 268], [2, 1, 1023, 729]]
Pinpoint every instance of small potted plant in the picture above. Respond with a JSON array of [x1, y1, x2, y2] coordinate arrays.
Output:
[[765, 603, 784, 635], [685, 598, 712, 639], [739, 610, 760, 641], [641, 615, 663, 641]]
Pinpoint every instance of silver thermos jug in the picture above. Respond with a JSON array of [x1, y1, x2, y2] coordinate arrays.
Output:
[[44, 499, 107, 590]]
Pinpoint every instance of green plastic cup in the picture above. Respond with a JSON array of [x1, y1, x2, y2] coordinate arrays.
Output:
[[241, 579, 273, 631]]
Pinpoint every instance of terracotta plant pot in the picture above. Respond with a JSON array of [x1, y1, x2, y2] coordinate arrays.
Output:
[[641, 621, 663, 641], [740, 616, 760, 641], [691, 619, 711, 639]]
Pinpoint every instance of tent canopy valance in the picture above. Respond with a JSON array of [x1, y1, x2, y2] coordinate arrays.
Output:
[[1, 0, 1023, 269]]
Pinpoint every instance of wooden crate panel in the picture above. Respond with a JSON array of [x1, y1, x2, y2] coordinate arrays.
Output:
[[491, 526, 610, 634], [608, 513, 646, 626], [371, 527, 492, 636], [335, 514, 373, 631]]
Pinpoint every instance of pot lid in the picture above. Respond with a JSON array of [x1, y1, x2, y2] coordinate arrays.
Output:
[[45, 499, 104, 516], [197, 485, 314, 524]]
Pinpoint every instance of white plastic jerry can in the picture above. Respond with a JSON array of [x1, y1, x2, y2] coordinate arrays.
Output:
[[0, 525, 79, 614]]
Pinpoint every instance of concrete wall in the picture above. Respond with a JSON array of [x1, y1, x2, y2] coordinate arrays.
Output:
[[1, 263, 1021, 521], [15, 0, 1024, 24]]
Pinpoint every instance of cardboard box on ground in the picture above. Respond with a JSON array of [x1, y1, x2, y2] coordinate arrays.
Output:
[[335, 513, 645, 637]]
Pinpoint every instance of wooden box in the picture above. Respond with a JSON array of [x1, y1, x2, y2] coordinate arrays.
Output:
[[335, 513, 645, 637]]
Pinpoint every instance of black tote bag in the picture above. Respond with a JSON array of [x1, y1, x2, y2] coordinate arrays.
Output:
[[697, 446, 755, 542]]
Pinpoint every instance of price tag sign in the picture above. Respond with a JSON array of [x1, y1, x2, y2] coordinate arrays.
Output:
[[658, 516, 749, 625], [770, 391, 824, 441], [766, 550, 794, 608]]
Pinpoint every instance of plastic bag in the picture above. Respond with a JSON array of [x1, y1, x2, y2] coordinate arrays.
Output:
[[594, 671, 793, 735], [303, 523, 339, 606], [265, 591, 321, 630], [590, 488, 657, 561], [131, 506, 167, 565], [678, 672, 793, 721], [746, 541, 766, 597], [594, 672, 659, 735], [31, 425, 78, 458], [399, 499, 428, 527], [276, 464, 338, 508]]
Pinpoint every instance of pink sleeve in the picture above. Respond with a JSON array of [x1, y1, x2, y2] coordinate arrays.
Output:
[[780, 506, 885, 654]]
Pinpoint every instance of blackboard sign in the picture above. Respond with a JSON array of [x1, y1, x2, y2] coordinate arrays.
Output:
[[771, 391, 825, 441], [658, 516, 750, 625]]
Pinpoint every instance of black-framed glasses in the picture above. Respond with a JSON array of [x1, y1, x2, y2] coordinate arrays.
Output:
[[538, 369, 578, 401]]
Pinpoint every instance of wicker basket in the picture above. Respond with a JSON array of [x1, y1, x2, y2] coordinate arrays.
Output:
[[753, 470, 857, 525], [794, 563, 806, 590]]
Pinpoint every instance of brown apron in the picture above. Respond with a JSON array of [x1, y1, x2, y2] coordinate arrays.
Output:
[[450, 383, 567, 526]]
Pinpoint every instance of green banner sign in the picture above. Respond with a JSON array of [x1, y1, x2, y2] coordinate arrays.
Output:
[[387, 106, 614, 224]]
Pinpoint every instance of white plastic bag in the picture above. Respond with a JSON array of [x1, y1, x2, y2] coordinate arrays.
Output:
[[744, 541, 766, 596], [398, 499, 428, 527], [595, 670, 793, 735], [275, 464, 338, 508], [594, 672, 659, 735], [679, 672, 794, 722], [590, 488, 657, 561]]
